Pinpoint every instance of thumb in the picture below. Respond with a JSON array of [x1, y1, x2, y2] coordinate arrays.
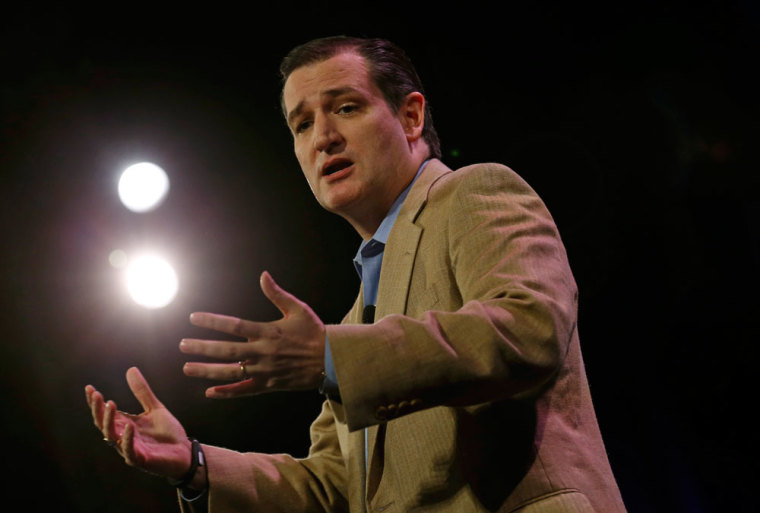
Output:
[[126, 367, 164, 412], [260, 271, 301, 316]]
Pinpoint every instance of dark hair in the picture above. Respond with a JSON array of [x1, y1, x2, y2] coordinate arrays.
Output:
[[280, 36, 441, 160]]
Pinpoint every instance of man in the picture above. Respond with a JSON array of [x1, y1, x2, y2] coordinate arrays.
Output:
[[86, 36, 627, 512]]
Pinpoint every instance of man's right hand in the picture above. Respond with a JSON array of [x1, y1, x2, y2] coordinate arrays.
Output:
[[85, 367, 201, 486]]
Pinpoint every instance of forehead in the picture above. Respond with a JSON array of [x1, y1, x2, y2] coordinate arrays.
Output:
[[283, 51, 379, 116]]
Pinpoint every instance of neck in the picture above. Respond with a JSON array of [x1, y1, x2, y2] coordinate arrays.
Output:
[[348, 152, 430, 241]]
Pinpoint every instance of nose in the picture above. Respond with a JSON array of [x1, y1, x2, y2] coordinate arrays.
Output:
[[313, 114, 343, 153]]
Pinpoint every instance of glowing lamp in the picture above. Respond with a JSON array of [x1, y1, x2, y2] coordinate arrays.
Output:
[[125, 254, 179, 309], [118, 162, 169, 212]]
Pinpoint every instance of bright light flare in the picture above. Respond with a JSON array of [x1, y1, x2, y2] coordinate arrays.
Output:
[[109, 249, 128, 269], [118, 162, 169, 212], [125, 254, 179, 309]]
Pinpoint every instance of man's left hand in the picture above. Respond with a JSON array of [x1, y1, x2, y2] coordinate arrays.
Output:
[[180, 271, 326, 398]]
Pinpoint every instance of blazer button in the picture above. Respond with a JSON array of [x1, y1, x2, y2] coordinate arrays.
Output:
[[386, 403, 398, 418], [397, 400, 410, 415], [375, 406, 388, 421]]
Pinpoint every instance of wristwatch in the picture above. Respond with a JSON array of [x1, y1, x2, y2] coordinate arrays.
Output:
[[167, 438, 204, 488]]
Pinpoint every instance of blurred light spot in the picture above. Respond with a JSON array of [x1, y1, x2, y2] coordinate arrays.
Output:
[[109, 249, 128, 268], [450, 149, 460, 158], [118, 162, 169, 212], [125, 254, 179, 309]]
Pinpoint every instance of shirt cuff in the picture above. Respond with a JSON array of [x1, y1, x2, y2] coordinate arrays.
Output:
[[319, 335, 341, 400]]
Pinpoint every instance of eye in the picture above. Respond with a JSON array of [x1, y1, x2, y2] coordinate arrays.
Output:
[[295, 119, 312, 134], [336, 103, 358, 115]]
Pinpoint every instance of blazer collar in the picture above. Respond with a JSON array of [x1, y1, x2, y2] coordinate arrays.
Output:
[[397, 158, 451, 225], [374, 159, 452, 319]]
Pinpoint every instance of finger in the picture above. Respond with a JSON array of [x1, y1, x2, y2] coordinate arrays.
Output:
[[89, 388, 105, 430], [183, 361, 257, 381], [180, 337, 275, 360], [126, 367, 164, 412], [189, 313, 268, 340], [121, 423, 138, 467], [103, 400, 120, 442], [205, 378, 261, 398], [260, 271, 302, 316]]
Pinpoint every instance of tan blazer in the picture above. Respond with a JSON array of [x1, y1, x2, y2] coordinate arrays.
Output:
[[186, 160, 626, 513]]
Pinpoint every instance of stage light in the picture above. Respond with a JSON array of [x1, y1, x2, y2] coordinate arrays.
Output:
[[118, 162, 169, 212], [125, 253, 179, 309], [109, 249, 128, 269]]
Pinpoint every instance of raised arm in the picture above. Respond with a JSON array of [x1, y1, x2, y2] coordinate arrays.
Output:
[[85, 367, 206, 490]]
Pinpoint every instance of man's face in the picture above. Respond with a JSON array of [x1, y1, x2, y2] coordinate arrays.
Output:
[[282, 51, 416, 230]]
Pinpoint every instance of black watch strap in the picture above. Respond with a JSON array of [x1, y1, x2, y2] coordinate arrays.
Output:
[[167, 438, 204, 488]]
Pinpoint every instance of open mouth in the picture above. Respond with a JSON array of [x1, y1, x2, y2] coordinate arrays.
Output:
[[322, 160, 353, 176]]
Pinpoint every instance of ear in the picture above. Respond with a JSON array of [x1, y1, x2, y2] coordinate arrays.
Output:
[[398, 92, 426, 143]]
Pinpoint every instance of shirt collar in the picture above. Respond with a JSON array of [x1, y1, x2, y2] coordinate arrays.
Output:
[[354, 159, 430, 265]]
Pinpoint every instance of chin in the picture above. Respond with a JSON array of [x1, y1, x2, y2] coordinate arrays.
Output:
[[320, 194, 361, 217]]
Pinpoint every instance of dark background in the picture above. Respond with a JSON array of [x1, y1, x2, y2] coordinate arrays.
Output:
[[1, 2, 757, 511]]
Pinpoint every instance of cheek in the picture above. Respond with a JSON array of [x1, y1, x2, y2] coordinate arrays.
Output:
[[373, 118, 406, 147], [294, 142, 307, 162], [294, 145, 312, 170]]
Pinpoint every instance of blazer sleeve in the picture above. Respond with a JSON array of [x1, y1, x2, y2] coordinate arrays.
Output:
[[326, 164, 579, 431], [179, 400, 348, 513]]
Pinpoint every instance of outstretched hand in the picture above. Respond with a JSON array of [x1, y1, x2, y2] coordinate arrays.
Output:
[[180, 271, 326, 398], [85, 367, 193, 482]]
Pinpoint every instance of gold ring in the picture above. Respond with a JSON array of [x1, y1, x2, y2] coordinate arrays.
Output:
[[103, 437, 118, 448], [239, 360, 248, 379]]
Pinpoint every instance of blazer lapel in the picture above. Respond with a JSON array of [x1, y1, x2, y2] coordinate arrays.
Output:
[[374, 159, 451, 320]]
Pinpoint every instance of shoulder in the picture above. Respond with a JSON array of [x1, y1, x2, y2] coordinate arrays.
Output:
[[419, 161, 556, 234], [428, 161, 541, 202]]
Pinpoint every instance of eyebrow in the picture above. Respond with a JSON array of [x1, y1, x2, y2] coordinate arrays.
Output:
[[286, 86, 362, 126]]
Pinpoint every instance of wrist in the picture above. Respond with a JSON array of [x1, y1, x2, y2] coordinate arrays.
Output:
[[167, 438, 205, 488]]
